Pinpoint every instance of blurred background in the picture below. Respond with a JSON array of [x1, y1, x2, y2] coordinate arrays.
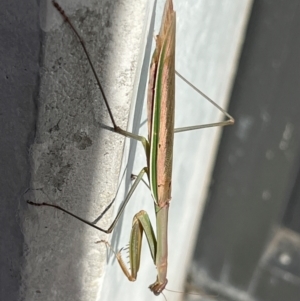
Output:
[[185, 1, 300, 301]]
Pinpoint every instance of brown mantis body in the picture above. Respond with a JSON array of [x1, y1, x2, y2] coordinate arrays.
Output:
[[28, 0, 234, 297]]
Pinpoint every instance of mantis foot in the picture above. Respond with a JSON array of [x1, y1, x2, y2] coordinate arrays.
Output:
[[149, 279, 168, 296]]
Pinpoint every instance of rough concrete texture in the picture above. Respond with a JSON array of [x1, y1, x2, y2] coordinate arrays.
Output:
[[21, 1, 147, 301]]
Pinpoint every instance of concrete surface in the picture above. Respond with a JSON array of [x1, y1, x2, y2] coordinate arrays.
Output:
[[22, 0, 148, 301], [0, 1, 39, 300]]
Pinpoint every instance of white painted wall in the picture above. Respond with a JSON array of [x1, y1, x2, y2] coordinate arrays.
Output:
[[100, 0, 252, 301]]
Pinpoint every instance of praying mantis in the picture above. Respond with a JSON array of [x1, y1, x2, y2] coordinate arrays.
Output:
[[27, 0, 236, 298]]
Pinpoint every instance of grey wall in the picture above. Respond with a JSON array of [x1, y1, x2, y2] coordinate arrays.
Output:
[[188, 1, 300, 301], [20, 1, 147, 301], [0, 0, 40, 300]]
